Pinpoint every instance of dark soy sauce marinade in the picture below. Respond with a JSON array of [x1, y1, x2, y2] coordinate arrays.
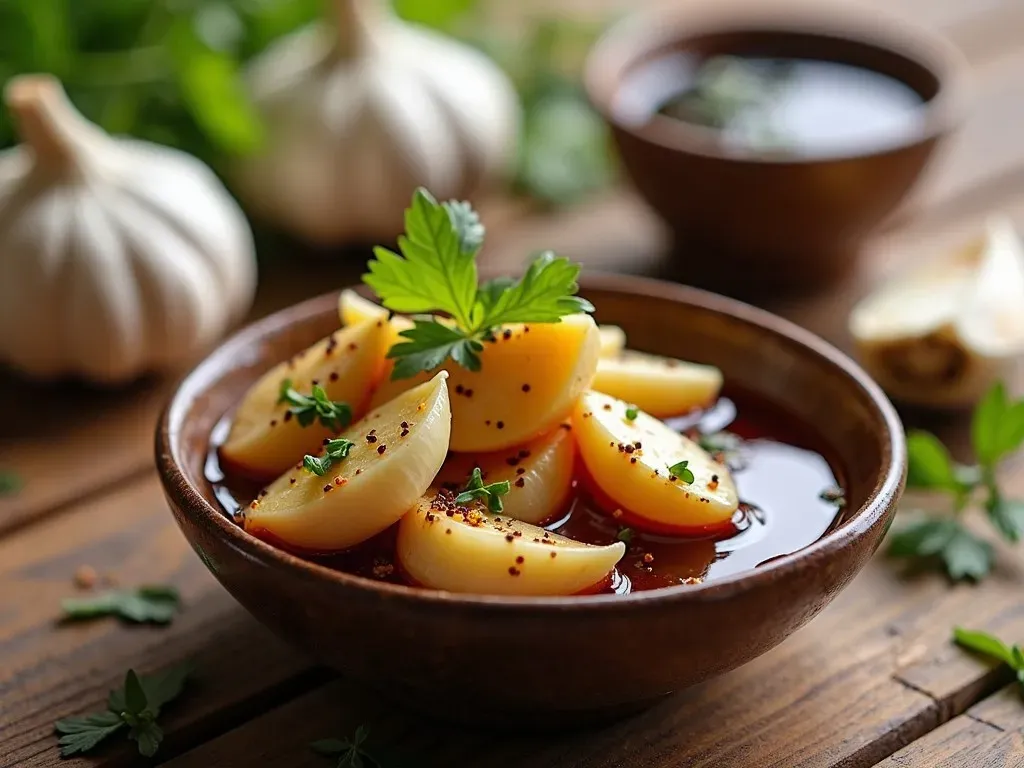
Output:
[[613, 53, 926, 158], [207, 388, 845, 594]]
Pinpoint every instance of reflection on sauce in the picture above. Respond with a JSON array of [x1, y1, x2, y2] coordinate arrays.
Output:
[[614, 54, 926, 157], [207, 390, 844, 594]]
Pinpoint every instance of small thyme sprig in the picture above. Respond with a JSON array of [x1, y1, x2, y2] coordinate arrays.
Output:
[[278, 380, 352, 432], [455, 467, 511, 513]]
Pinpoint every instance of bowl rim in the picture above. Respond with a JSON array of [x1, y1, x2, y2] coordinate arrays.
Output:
[[156, 273, 906, 611], [583, 0, 970, 165]]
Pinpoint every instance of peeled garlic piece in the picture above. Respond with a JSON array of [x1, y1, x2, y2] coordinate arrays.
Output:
[[850, 216, 1024, 407], [592, 350, 722, 417], [244, 372, 451, 551], [573, 391, 739, 532], [437, 425, 575, 525], [220, 318, 390, 478], [597, 325, 626, 358], [398, 492, 624, 595]]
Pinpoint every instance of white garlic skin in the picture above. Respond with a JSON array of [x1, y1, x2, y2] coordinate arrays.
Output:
[[0, 75, 257, 384], [850, 217, 1024, 408], [232, 0, 520, 245]]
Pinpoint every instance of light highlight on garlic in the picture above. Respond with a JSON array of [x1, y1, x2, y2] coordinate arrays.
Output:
[[850, 216, 1024, 407], [232, 0, 520, 245], [0, 75, 257, 384]]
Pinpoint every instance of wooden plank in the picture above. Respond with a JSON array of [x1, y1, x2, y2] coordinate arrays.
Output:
[[0, 475, 321, 767], [875, 685, 1024, 767], [158, 526, 1024, 768]]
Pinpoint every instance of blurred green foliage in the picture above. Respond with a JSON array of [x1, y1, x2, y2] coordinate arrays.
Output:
[[0, 0, 614, 206]]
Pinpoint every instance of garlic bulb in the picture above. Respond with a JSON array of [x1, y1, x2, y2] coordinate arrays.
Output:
[[850, 216, 1024, 408], [232, 0, 520, 245], [0, 76, 256, 384]]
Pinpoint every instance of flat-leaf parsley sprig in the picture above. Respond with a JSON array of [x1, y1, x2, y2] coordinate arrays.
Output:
[[364, 188, 594, 380], [888, 382, 1024, 582], [456, 467, 511, 513], [278, 380, 353, 433], [54, 662, 192, 758]]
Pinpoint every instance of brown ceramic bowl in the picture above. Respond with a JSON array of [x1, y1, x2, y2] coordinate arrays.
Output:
[[156, 275, 905, 723], [585, 0, 968, 294]]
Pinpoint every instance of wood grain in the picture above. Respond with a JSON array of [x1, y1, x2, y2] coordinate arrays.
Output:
[[0, 476, 320, 767], [875, 685, 1024, 767]]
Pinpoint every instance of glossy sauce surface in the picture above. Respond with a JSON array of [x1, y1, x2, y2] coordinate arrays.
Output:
[[208, 389, 845, 594], [614, 54, 926, 157]]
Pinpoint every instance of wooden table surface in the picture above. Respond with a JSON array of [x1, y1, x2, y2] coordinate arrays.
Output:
[[4, 1, 1024, 765]]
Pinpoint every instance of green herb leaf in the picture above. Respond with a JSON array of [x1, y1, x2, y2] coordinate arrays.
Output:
[[123, 670, 149, 716], [986, 494, 1024, 543], [61, 585, 181, 624], [279, 383, 353, 432], [476, 252, 594, 328], [906, 431, 957, 490], [616, 527, 634, 545], [972, 382, 1024, 466], [953, 627, 1018, 667], [455, 467, 511, 513], [310, 725, 389, 768], [302, 439, 356, 477], [442, 200, 485, 256], [387, 320, 481, 381], [55, 712, 126, 757], [55, 662, 191, 758], [0, 470, 21, 496], [666, 460, 695, 484], [888, 519, 993, 581], [477, 277, 517, 314], [364, 189, 478, 328], [131, 721, 163, 758], [392, 0, 477, 30], [624, 405, 639, 422]]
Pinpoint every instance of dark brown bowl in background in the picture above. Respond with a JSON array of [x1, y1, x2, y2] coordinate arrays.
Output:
[[585, 0, 968, 294], [156, 275, 905, 724]]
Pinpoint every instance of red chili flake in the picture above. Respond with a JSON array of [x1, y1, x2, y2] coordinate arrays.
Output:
[[508, 566, 521, 576], [323, 438, 331, 446], [334, 476, 345, 486], [366, 434, 378, 443], [505, 534, 515, 542], [355, 468, 362, 475], [329, 372, 339, 382], [630, 457, 638, 464], [401, 429, 409, 437], [289, 477, 297, 484], [550, 551, 557, 559], [502, 329, 513, 340], [624, 444, 635, 454], [401, 421, 409, 429], [523, 326, 530, 333], [560, 423, 572, 431], [513, 530, 522, 537], [634, 441, 642, 449], [259, 489, 268, 497], [515, 555, 525, 564], [465, 389, 474, 398], [522, 384, 531, 392], [485, 420, 491, 426], [283, 411, 293, 423], [643, 553, 654, 564], [377, 445, 387, 455], [323, 485, 333, 492], [514, 478, 525, 488], [311, 379, 320, 386], [445, 528, 452, 535], [602, 403, 612, 411], [455, 384, 465, 394], [348, 342, 358, 351], [669, 475, 678, 482], [505, 456, 520, 466], [516, 467, 525, 475], [496, 421, 505, 429]]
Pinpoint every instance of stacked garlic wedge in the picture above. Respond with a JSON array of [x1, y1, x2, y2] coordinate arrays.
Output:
[[850, 216, 1024, 407]]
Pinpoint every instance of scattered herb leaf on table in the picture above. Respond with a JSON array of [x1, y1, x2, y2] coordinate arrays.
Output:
[[61, 585, 181, 624], [888, 382, 1024, 581], [953, 627, 1024, 693]]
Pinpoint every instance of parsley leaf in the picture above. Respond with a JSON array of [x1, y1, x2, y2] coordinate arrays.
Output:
[[278, 381, 353, 432], [953, 627, 1024, 696], [667, 460, 695, 484], [303, 439, 356, 477], [387, 320, 482, 380], [616, 527, 634, 545], [455, 467, 511, 513], [888, 519, 993, 581], [54, 712, 125, 756], [61, 585, 181, 624], [311, 725, 391, 768], [972, 382, 1024, 465], [624, 405, 639, 421], [0, 470, 21, 496], [986, 494, 1024, 543], [364, 188, 478, 328], [364, 189, 593, 379], [475, 251, 595, 327], [54, 663, 191, 758], [905, 431, 958, 490]]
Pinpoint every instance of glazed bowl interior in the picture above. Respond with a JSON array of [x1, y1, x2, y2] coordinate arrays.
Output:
[[158, 275, 905, 719]]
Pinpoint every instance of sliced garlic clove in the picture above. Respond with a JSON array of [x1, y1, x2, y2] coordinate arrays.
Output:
[[597, 325, 627, 358], [244, 371, 451, 552], [221, 318, 390, 478], [436, 425, 575, 525], [573, 390, 739, 533], [397, 492, 624, 596], [592, 350, 722, 417], [850, 216, 1024, 407]]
